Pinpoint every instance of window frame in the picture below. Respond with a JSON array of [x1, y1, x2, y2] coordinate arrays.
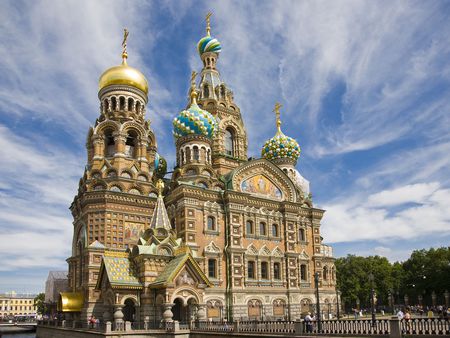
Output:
[[208, 258, 217, 279], [261, 261, 269, 280], [247, 260, 255, 279]]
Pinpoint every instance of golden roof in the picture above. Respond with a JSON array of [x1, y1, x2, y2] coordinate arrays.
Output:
[[98, 28, 148, 95], [58, 292, 83, 312]]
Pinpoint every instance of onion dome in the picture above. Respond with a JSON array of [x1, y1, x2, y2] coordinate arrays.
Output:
[[197, 12, 222, 56], [172, 72, 218, 139], [98, 29, 148, 95], [261, 103, 301, 162], [154, 153, 167, 179]]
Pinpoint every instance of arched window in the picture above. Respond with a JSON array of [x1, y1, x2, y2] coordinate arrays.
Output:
[[119, 96, 125, 110], [224, 129, 234, 156], [193, 146, 199, 161], [208, 259, 217, 278], [104, 99, 109, 112], [128, 98, 134, 111], [272, 224, 279, 237], [247, 261, 255, 279], [136, 101, 141, 114], [207, 216, 216, 231], [203, 85, 209, 98], [246, 220, 254, 235], [111, 97, 117, 110], [105, 129, 115, 157], [273, 262, 281, 280], [323, 266, 328, 281], [299, 228, 306, 242], [300, 264, 307, 281], [125, 130, 137, 158], [261, 262, 268, 279], [259, 222, 266, 236]]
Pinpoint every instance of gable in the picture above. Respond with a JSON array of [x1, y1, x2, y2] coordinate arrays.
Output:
[[227, 159, 297, 202], [96, 251, 142, 290], [150, 251, 211, 288]]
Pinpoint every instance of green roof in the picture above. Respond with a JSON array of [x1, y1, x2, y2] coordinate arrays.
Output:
[[97, 253, 142, 289]]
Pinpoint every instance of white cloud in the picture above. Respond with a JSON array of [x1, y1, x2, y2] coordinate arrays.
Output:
[[367, 182, 440, 208], [322, 183, 450, 243]]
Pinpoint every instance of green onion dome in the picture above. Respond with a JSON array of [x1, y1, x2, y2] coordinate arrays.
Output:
[[173, 91, 218, 139], [261, 130, 301, 162], [197, 35, 222, 55]]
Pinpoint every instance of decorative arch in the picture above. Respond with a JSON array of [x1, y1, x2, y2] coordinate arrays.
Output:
[[121, 121, 147, 139], [93, 120, 121, 136], [228, 159, 298, 202]]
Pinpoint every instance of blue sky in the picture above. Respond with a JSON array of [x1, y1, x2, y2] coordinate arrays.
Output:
[[0, 0, 449, 293]]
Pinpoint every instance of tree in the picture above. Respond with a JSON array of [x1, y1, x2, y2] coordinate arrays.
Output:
[[34, 293, 48, 315]]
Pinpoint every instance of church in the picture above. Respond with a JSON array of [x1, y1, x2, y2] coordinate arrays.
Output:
[[62, 15, 337, 325]]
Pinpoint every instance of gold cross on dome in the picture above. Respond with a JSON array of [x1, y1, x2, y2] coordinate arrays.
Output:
[[122, 28, 129, 61], [206, 12, 212, 36], [273, 102, 282, 130], [190, 70, 197, 87]]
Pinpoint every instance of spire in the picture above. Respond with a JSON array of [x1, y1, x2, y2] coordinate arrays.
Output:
[[150, 180, 171, 230], [121, 28, 129, 65], [189, 71, 198, 104], [206, 12, 212, 36], [273, 102, 283, 134]]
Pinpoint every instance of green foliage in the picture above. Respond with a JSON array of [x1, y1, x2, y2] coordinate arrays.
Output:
[[336, 247, 450, 310], [34, 293, 48, 315]]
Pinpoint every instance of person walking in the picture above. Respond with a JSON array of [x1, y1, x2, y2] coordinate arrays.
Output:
[[304, 312, 313, 333]]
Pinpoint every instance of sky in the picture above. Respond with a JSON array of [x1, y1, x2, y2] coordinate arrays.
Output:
[[0, 0, 449, 293]]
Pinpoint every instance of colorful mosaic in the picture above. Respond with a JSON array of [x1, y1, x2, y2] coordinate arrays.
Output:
[[241, 174, 283, 200], [197, 36, 222, 55], [103, 255, 141, 287], [261, 131, 301, 161], [173, 102, 218, 139]]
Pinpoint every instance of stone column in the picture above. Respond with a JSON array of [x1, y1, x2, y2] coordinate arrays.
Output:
[[114, 305, 124, 331], [114, 132, 127, 158], [162, 303, 174, 322], [92, 135, 105, 160], [389, 316, 401, 338], [197, 304, 207, 321]]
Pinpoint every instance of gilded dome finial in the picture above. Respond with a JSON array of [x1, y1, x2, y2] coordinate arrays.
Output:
[[190, 70, 198, 104], [206, 12, 212, 36], [122, 28, 129, 64], [156, 179, 164, 196], [273, 102, 283, 133]]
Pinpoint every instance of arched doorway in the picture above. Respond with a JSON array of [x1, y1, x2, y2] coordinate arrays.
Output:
[[123, 298, 136, 322], [172, 298, 184, 322]]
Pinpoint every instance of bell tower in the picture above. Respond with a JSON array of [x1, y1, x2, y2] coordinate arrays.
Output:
[[68, 30, 161, 316], [195, 13, 248, 175]]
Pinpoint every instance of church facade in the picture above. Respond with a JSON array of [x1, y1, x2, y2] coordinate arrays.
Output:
[[64, 18, 336, 325]]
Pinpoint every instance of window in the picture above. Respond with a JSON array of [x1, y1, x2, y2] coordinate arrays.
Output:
[[193, 146, 199, 161], [208, 259, 217, 278], [259, 222, 266, 236], [105, 129, 115, 157], [246, 220, 254, 235], [224, 129, 234, 156], [323, 266, 328, 281], [261, 262, 268, 279], [125, 131, 137, 158], [247, 261, 255, 279], [203, 85, 209, 98], [300, 264, 307, 281], [299, 228, 306, 242], [272, 224, 279, 237], [273, 262, 281, 280], [207, 216, 216, 231]]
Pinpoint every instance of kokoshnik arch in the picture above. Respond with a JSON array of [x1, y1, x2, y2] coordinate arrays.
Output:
[[62, 15, 336, 324]]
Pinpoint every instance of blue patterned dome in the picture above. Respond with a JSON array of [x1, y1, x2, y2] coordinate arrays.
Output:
[[261, 131, 301, 162], [173, 95, 218, 139], [197, 35, 222, 55]]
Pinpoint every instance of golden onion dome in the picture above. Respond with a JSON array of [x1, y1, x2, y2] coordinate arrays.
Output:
[[98, 29, 148, 95]]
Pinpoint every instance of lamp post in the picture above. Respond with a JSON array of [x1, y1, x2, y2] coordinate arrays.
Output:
[[368, 273, 376, 327], [314, 272, 322, 332], [336, 289, 341, 319]]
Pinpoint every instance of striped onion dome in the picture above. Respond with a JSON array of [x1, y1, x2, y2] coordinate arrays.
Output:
[[197, 35, 222, 55]]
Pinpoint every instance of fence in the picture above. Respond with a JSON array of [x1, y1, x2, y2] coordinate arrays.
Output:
[[38, 317, 450, 337]]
